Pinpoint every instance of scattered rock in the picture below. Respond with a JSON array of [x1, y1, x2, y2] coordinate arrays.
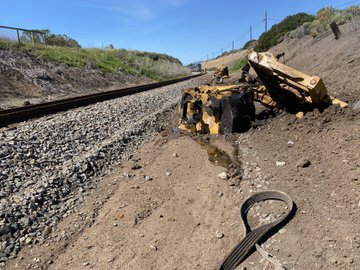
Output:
[[25, 237, 32, 244], [131, 162, 142, 170], [150, 245, 157, 251], [165, 171, 171, 176], [122, 172, 132, 178], [42, 226, 52, 238], [172, 153, 179, 157], [216, 230, 224, 239], [218, 172, 229, 180], [144, 176, 153, 181], [297, 158, 311, 168], [275, 161, 286, 167]]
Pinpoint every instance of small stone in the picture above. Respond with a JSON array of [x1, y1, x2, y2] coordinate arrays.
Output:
[[122, 172, 131, 178], [296, 158, 311, 168], [131, 162, 141, 170], [144, 176, 153, 181], [150, 245, 157, 251], [25, 237, 32, 244], [218, 172, 229, 180], [216, 230, 224, 239], [107, 258, 114, 263], [287, 140, 294, 146], [0, 225, 11, 236], [173, 153, 179, 157], [276, 161, 286, 167], [82, 262, 89, 266], [279, 228, 287, 234], [42, 226, 52, 238], [166, 171, 171, 176]]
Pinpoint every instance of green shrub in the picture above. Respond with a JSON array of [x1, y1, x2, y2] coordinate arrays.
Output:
[[0, 39, 189, 80], [288, 6, 360, 39], [242, 40, 257, 50], [317, 7, 336, 24], [229, 58, 247, 73], [255, 13, 315, 51]]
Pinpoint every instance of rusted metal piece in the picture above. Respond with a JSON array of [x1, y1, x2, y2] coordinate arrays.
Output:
[[0, 73, 204, 127]]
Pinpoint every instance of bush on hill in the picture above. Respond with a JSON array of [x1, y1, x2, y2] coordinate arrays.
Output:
[[288, 5, 360, 38], [255, 13, 315, 51], [0, 39, 189, 80]]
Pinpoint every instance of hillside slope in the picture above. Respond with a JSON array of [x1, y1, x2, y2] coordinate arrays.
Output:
[[270, 22, 360, 104]]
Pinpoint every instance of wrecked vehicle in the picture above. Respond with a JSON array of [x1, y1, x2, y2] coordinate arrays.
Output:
[[179, 51, 348, 134], [212, 64, 229, 84]]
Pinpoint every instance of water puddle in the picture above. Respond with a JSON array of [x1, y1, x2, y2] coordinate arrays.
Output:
[[192, 136, 240, 170]]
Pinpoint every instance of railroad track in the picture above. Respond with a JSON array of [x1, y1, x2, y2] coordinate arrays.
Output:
[[0, 73, 204, 127]]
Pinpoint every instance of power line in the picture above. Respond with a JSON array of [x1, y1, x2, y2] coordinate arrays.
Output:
[[334, 0, 359, 8], [201, 0, 360, 63], [309, 0, 335, 11]]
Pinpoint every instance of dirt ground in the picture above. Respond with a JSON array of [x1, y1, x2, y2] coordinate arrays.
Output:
[[202, 49, 249, 70], [3, 22, 360, 270], [5, 104, 359, 270]]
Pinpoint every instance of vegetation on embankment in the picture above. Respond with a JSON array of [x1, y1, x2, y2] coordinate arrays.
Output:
[[287, 5, 360, 39], [228, 58, 247, 73], [0, 38, 190, 81], [254, 13, 315, 51], [203, 5, 360, 72]]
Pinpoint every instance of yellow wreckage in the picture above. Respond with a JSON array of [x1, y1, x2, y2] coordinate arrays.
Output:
[[179, 51, 348, 134]]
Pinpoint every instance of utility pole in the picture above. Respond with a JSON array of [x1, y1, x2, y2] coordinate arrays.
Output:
[[221, 48, 223, 55], [250, 26, 252, 40], [207, 54, 209, 60], [232, 40, 234, 51], [265, 11, 268, 32]]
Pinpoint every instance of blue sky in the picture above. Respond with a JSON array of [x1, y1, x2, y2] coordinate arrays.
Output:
[[1, 0, 359, 64]]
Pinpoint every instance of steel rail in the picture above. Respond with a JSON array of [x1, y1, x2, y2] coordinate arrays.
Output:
[[0, 73, 204, 127]]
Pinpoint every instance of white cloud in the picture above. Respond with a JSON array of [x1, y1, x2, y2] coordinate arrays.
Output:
[[114, 2, 155, 21], [84, 1, 155, 21]]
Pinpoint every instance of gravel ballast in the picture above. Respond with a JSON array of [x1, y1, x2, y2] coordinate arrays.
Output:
[[0, 76, 206, 262]]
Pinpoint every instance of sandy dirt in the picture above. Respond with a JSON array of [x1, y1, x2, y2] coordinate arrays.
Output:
[[3, 22, 360, 270], [201, 50, 249, 71]]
